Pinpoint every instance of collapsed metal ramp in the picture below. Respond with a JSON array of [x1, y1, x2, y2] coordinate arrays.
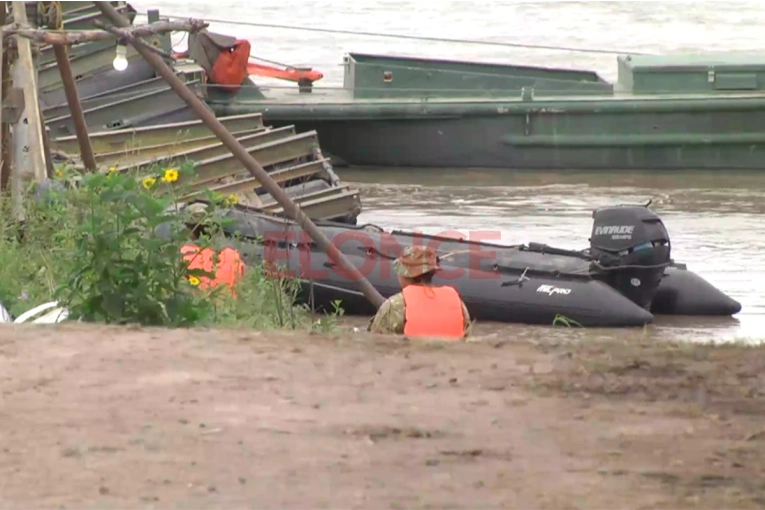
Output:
[[39, 2, 361, 224], [49, 113, 363, 224]]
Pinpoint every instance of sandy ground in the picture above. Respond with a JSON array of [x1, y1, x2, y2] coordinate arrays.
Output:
[[1, 323, 764, 509]]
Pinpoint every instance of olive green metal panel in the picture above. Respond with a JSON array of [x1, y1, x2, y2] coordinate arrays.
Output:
[[263, 185, 362, 221], [43, 76, 169, 119], [92, 128, 266, 166], [61, 0, 135, 18], [45, 79, 203, 137], [124, 125, 299, 173], [345, 52, 613, 99], [38, 3, 138, 67], [617, 54, 765, 94], [39, 40, 151, 94], [179, 159, 328, 201], [348, 53, 608, 83], [184, 132, 320, 191], [52, 113, 265, 155]]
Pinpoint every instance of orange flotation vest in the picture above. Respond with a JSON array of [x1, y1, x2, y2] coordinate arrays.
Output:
[[211, 39, 252, 90], [181, 244, 245, 295], [402, 285, 465, 339]]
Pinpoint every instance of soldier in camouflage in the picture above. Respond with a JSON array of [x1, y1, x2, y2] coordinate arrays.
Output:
[[368, 245, 472, 337]]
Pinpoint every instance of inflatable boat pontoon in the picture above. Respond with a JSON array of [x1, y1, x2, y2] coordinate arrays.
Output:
[[200, 202, 742, 328]]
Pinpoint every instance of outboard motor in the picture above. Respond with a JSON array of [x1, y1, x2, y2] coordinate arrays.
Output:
[[588, 204, 671, 310]]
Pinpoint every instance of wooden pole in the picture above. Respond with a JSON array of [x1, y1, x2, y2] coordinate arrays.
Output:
[[94, 1, 386, 309], [53, 44, 96, 172], [0, 1, 9, 192], [11, 1, 46, 183], [39, 102, 54, 178]]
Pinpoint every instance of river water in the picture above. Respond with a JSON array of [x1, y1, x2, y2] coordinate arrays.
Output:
[[128, 1, 765, 343]]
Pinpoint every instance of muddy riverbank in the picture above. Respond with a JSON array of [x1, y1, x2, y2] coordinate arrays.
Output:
[[1, 323, 763, 509]]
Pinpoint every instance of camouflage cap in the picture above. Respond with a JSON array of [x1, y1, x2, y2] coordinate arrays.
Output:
[[394, 246, 442, 278], [183, 202, 210, 223]]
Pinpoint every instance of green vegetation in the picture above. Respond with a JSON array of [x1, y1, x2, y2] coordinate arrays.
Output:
[[0, 162, 341, 330]]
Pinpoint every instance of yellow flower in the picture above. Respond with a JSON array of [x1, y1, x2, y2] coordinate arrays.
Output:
[[108, 166, 118, 173], [188, 275, 201, 286], [54, 168, 63, 178], [223, 194, 239, 207], [142, 176, 157, 189], [161, 168, 179, 183]]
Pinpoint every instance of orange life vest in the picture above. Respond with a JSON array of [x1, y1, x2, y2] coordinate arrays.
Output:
[[181, 244, 245, 295], [402, 284, 465, 339], [211, 39, 252, 90]]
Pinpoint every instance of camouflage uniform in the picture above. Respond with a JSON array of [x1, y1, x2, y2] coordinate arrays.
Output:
[[368, 246, 472, 336]]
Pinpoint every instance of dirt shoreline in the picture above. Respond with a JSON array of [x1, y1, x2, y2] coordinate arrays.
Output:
[[1, 323, 763, 509]]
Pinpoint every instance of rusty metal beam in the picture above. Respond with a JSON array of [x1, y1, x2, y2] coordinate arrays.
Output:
[[94, 1, 385, 310], [53, 44, 97, 171]]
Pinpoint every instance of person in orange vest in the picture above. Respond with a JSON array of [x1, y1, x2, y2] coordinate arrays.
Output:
[[368, 246, 472, 339], [180, 203, 245, 296], [180, 243, 245, 295]]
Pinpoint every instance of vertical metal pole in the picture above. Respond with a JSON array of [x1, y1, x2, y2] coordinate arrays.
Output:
[[53, 44, 97, 172], [94, 1, 386, 309]]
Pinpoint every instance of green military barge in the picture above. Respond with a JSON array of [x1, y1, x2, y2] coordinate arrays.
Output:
[[36, 3, 765, 171], [210, 51, 765, 170]]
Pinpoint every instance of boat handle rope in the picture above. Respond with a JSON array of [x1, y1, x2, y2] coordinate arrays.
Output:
[[590, 260, 672, 272], [349, 245, 671, 280], [303, 279, 367, 298]]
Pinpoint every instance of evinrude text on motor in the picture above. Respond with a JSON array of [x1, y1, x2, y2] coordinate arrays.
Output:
[[586, 204, 672, 310]]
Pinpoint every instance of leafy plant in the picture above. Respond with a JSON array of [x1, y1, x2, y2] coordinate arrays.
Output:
[[53, 163, 221, 326], [0, 158, 345, 331]]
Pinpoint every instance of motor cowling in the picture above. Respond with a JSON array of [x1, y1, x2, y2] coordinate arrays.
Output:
[[588, 205, 671, 310]]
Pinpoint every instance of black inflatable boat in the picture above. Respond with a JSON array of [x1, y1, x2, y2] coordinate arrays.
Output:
[[208, 202, 741, 328]]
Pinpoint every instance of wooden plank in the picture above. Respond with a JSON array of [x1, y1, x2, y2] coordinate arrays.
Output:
[[12, 1, 46, 183]]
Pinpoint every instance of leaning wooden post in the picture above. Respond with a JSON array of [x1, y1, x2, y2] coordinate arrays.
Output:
[[11, 1, 47, 183], [38, 102, 54, 178], [52, 43, 97, 172], [93, 2, 387, 309], [0, 1, 5, 191], [0, 2, 11, 192]]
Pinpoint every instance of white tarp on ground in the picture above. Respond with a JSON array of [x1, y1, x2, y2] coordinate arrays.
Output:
[[0, 301, 69, 324]]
